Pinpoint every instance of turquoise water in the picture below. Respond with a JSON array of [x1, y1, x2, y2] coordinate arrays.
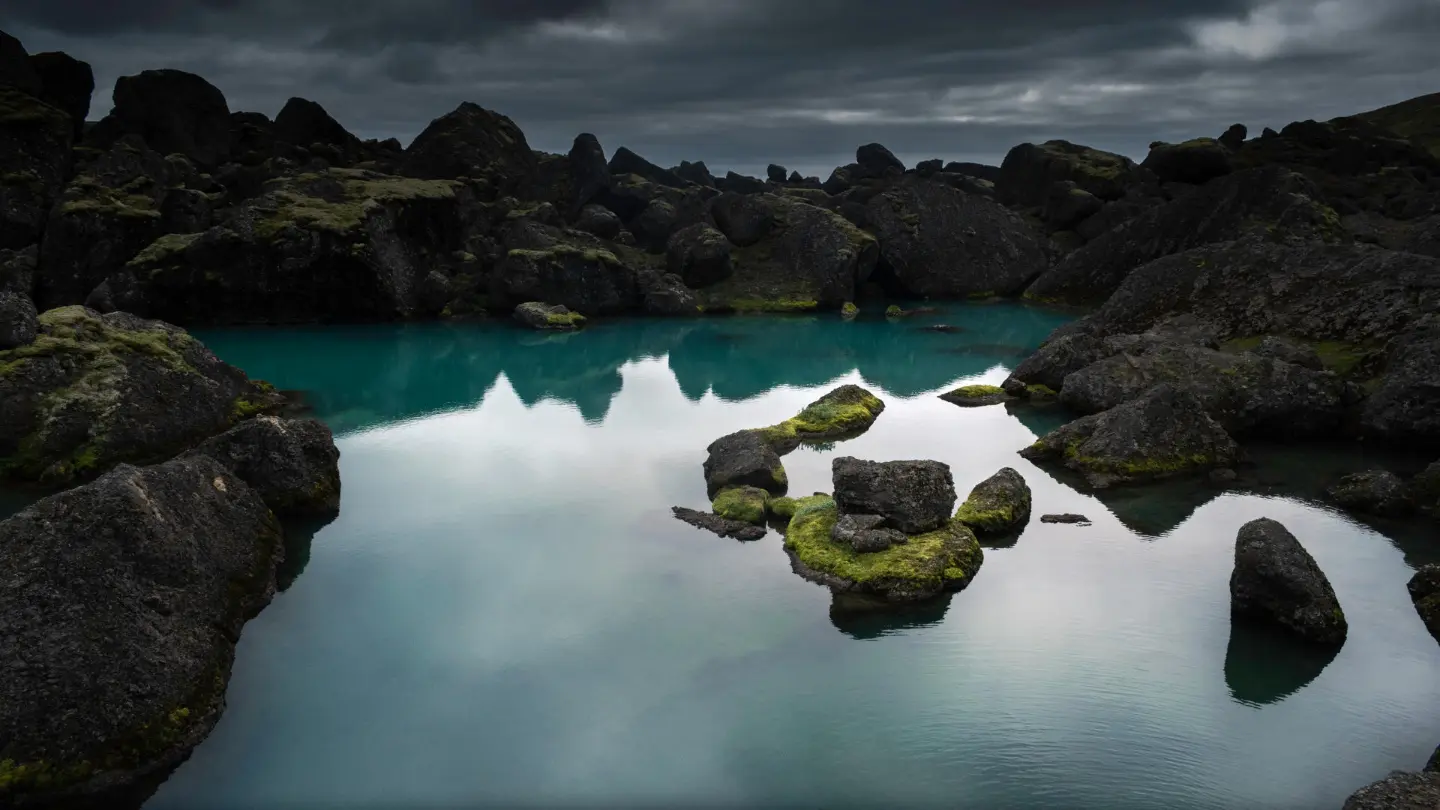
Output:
[[99, 305, 1440, 809]]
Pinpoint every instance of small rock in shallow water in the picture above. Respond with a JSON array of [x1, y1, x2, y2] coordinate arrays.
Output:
[[671, 506, 767, 541], [954, 467, 1032, 535], [703, 430, 788, 498], [1230, 517, 1347, 646], [514, 301, 585, 330], [1041, 513, 1091, 524], [711, 486, 769, 526], [1327, 470, 1415, 517], [939, 384, 1010, 408]]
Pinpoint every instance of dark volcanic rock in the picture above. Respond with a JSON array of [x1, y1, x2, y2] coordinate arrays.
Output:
[[1343, 771, 1440, 810], [401, 102, 536, 196], [856, 143, 905, 176], [673, 160, 716, 187], [1326, 470, 1414, 517], [184, 416, 341, 516], [0, 306, 277, 486], [1044, 181, 1104, 231], [1253, 335, 1322, 370], [672, 505, 767, 541], [704, 430, 788, 498], [1058, 342, 1349, 438], [30, 50, 94, 139], [832, 456, 956, 534], [1004, 333, 1108, 393], [1407, 564, 1440, 644], [719, 171, 767, 195], [575, 204, 622, 239], [0, 455, 282, 809], [0, 243, 37, 295], [0, 85, 73, 250], [1041, 513, 1091, 524], [1025, 167, 1342, 306], [110, 69, 232, 166], [631, 198, 679, 249], [0, 29, 42, 95], [954, 467, 1032, 535], [831, 512, 908, 553], [568, 133, 610, 214], [915, 158, 943, 177], [493, 242, 642, 316], [666, 223, 732, 288], [1141, 138, 1235, 185], [1219, 123, 1248, 151], [997, 140, 1149, 207], [866, 177, 1048, 298], [1021, 384, 1241, 488], [1230, 517, 1348, 645], [609, 146, 690, 189], [1362, 328, 1440, 446], [767, 164, 788, 183], [710, 193, 778, 246], [0, 289, 38, 348], [513, 301, 585, 330], [641, 272, 698, 316], [273, 96, 358, 152]]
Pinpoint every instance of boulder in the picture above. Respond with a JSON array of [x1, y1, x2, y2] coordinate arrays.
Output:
[[575, 203, 622, 239], [109, 69, 232, 166], [832, 456, 956, 534], [671, 505, 767, 541], [102, 168, 470, 325], [514, 301, 585, 330], [29, 50, 94, 139], [1141, 138, 1234, 185], [1230, 517, 1348, 645], [719, 171, 767, 195], [867, 176, 1047, 298], [0, 456, 281, 809], [1024, 167, 1343, 306], [703, 430, 788, 498], [631, 198, 679, 250], [710, 193, 778, 246], [493, 242, 642, 316], [997, 140, 1149, 207], [711, 485, 770, 525], [1407, 564, 1440, 644], [1326, 470, 1414, 517], [954, 467, 1032, 535], [400, 102, 536, 196], [1412, 461, 1440, 512], [0, 30, 41, 95], [822, 165, 857, 195], [1218, 123, 1248, 151], [766, 164, 788, 183], [939, 384, 1010, 408], [856, 143, 905, 176], [0, 243, 37, 295], [672, 160, 716, 187], [183, 416, 341, 516], [944, 162, 1001, 182], [753, 384, 886, 448], [915, 158, 943, 177], [273, 96, 358, 152], [0, 306, 279, 486], [0, 289, 37, 348], [0, 85, 74, 250], [641, 272, 698, 316], [1020, 384, 1241, 489], [1362, 327, 1440, 446], [783, 496, 984, 602], [608, 146, 690, 189], [1343, 771, 1440, 810], [831, 512, 908, 553], [1003, 333, 1108, 393], [1043, 181, 1104, 231], [568, 133, 610, 214], [1057, 341, 1349, 438], [666, 223, 732, 287]]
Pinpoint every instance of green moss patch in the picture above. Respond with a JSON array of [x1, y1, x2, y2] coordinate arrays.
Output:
[[1220, 334, 1375, 376], [712, 486, 769, 525], [940, 384, 1009, 407], [253, 169, 458, 239], [753, 384, 885, 447], [768, 493, 831, 523]]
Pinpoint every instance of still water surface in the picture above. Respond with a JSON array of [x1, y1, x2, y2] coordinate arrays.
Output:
[[128, 305, 1440, 809]]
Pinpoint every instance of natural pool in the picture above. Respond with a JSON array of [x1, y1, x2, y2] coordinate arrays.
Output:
[[118, 304, 1440, 809]]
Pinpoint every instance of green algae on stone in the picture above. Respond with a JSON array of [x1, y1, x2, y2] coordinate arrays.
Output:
[[783, 497, 984, 601], [841, 302, 859, 319], [768, 493, 832, 523], [712, 486, 770, 526], [753, 384, 886, 449], [954, 467, 1032, 535], [939, 384, 1010, 408]]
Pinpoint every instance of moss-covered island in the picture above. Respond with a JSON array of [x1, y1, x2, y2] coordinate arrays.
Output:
[[753, 384, 887, 450]]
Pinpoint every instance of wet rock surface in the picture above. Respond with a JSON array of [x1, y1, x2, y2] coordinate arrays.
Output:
[[954, 467, 1032, 535], [1230, 517, 1347, 646]]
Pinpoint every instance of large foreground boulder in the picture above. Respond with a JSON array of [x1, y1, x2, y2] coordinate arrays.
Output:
[[865, 177, 1049, 298], [954, 467, 1032, 535], [703, 430, 788, 498], [183, 416, 341, 516], [832, 456, 956, 534], [0, 306, 279, 485], [0, 456, 282, 808], [1230, 517, 1347, 645], [1020, 384, 1240, 489]]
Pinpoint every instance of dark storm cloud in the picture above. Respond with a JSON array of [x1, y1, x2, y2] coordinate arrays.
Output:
[[2, 0, 1437, 177]]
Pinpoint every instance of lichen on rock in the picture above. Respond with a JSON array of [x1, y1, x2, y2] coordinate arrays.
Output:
[[939, 383, 1009, 407], [954, 467, 1032, 535], [711, 485, 770, 526], [752, 384, 886, 450]]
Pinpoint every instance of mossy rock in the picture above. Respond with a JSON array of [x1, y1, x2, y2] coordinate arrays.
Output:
[[954, 467, 1032, 535], [939, 383, 1010, 407], [840, 302, 859, 319], [783, 497, 984, 602], [768, 493, 831, 524], [712, 486, 769, 525], [753, 384, 885, 450]]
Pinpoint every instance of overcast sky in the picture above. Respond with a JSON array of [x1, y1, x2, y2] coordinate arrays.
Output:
[[3, 0, 1438, 177]]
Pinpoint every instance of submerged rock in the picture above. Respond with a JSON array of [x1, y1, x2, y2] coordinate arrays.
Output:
[[1230, 517, 1347, 646], [183, 416, 341, 516], [1326, 470, 1414, 517], [753, 384, 886, 449], [0, 306, 279, 486], [832, 456, 956, 534], [939, 384, 1010, 408], [784, 496, 983, 602], [1342, 770, 1440, 809], [1041, 513, 1091, 525], [711, 485, 770, 526], [671, 506, 767, 541], [1020, 384, 1241, 489], [703, 430, 788, 498], [514, 301, 586, 330], [954, 467, 1032, 535], [1407, 565, 1440, 645], [0, 456, 282, 808]]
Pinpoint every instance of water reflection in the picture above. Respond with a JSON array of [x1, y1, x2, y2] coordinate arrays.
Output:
[[829, 592, 954, 640], [276, 514, 339, 592], [1225, 621, 1342, 707]]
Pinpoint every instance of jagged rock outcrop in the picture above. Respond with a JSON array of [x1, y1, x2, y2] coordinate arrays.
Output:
[[0, 289, 37, 348], [0, 243, 36, 295], [1021, 384, 1241, 488], [1024, 167, 1342, 306], [184, 416, 341, 516], [865, 176, 1048, 297], [0, 29, 42, 96], [400, 102, 536, 197], [954, 467, 1032, 535], [568, 133, 610, 215], [997, 140, 1150, 207], [1230, 517, 1347, 645], [273, 96, 359, 155], [856, 142, 905, 176], [0, 455, 282, 809], [0, 84, 74, 250], [671, 505, 767, 541], [1343, 770, 1440, 810], [1141, 138, 1234, 185], [30, 50, 94, 139], [0, 306, 281, 485], [105, 69, 233, 167], [1362, 327, 1440, 446], [608, 146, 690, 189]]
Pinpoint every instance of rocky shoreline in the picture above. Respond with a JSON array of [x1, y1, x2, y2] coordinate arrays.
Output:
[[3, 23, 1440, 809]]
